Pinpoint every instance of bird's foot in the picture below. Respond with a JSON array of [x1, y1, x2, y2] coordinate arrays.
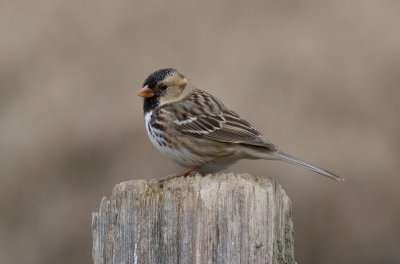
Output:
[[159, 167, 198, 182]]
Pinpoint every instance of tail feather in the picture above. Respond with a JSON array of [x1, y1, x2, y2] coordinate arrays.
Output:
[[274, 151, 344, 181]]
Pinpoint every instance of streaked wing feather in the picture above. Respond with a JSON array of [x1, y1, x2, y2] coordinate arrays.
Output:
[[207, 110, 271, 147], [171, 89, 275, 148], [177, 114, 223, 134]]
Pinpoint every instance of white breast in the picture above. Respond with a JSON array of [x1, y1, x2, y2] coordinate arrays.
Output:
[[144, 110, 201, 166], [144, 111, 162, 149]]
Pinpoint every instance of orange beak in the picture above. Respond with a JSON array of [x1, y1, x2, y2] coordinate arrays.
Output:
[[137, 85, 154, 98]]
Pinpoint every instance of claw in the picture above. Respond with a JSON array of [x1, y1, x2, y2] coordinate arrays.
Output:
[[159, 167, 198, 182]]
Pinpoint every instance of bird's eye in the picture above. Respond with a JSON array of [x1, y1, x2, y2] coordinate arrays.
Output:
[[159, 84, 168, 91]]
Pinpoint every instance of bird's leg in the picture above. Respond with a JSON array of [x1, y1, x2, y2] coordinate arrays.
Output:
[[159, 166, 198, 182]]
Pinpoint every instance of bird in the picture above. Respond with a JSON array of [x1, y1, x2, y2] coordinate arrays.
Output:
[[138, 68, 344, 182]]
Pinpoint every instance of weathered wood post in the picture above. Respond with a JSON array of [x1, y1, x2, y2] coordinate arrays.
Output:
[[92, 173, 294, 264]]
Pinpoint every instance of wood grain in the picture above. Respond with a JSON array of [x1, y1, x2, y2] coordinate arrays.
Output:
[[92, 173, 294, 264]]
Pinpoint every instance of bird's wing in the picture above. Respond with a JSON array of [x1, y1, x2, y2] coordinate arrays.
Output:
[[168, 89, 276, 149]]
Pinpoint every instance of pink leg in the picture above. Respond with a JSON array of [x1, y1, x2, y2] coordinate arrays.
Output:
[[159, 167, 198, 182]]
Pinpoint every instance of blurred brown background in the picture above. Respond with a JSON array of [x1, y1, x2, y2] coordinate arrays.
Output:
[[1, 0, 399, 263]]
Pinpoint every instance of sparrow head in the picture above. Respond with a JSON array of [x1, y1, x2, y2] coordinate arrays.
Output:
[[138, 68, 189, 112]]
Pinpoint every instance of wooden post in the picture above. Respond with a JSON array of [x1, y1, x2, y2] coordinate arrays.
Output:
[[92, 173, 294, 264]]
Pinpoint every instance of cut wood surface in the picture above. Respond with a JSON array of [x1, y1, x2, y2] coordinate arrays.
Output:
[[92, 173, 294, 264]]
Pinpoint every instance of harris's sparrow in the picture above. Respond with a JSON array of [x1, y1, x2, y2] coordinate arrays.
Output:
[[138, 68, 343, 182]]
